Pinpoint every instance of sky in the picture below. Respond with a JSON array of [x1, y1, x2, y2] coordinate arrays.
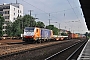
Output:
[[0, 0, 88, 34]]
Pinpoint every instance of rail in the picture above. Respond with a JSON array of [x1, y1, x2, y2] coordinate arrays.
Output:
[[44, 40, 86, 60], [66, 40, 87, 60]]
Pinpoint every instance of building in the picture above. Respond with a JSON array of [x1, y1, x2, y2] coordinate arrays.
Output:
[[0, 3, 23, 36], [0, 3, 23, 22], [59, 29, 69, 36]]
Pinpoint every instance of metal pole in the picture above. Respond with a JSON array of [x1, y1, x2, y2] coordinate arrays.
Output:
[[16, 0, 17, 4], [65, 26, 66, 29], [0, 19, 2, 37], [49, 13, 50, 25], [69, 28, 70, 31], [35, 14, 37, 17], [59, 23, 61, 35], [49, 19, 50, 25], [22, 19, 23, 33], [30, 10, 32, 27], [29, 10, 32, 27]]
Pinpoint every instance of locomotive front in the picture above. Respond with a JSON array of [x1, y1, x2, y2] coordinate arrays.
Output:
[[23, 27, 35, 42]]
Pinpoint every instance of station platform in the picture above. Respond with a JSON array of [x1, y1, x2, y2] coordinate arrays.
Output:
[[77, 39, 90, 60]]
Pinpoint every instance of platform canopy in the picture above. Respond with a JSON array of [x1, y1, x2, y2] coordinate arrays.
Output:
[[79, 0, 90, 30]]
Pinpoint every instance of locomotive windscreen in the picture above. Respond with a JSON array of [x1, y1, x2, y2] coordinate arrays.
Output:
[[24, 27, 35, 32]]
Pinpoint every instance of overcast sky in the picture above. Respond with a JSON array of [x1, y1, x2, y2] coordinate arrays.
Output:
[[0, 0, 88, 34]]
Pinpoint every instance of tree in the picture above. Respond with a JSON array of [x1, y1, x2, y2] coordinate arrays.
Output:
[[46, 25, 59, 35], [36, 21, 45, 28], [7, 15, 36, 37], [85, 32, 88, 38], [7, 22, 14, 37], [22, 15, 36, 27], [61, 33, 68, 36], [0, 15, 4, 37]]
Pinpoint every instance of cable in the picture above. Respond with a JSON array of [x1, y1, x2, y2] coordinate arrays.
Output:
[[66, 0, 79, 21], [31, 6, 80, 15], [22, 0, 63, 20], [22, 0, 48, 14], [22, 0, 82, 23]]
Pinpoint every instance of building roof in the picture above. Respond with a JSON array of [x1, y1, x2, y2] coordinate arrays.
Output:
[[0, 3, 21, 8], [79, 0, 90, 30]]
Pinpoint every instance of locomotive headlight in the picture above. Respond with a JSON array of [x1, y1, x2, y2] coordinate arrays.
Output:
[[24, 35, 26, 37], [31, 36, 33, 37]]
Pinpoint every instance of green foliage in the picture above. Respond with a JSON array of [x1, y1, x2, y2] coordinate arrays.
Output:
[[36, 21, 45, 28], [46, 25, 59, 35], [7, 22, 12, 36], [7, 15, 37, 37], [61, 33, 68, 36], [85, 32, 90, 38], [0, 15, 5, 36], [84, 32, 88, 38]]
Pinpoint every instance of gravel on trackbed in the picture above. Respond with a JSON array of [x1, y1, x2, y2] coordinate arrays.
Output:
[[0, 39, 86, 60]]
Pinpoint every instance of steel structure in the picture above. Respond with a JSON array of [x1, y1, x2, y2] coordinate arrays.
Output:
[[79, 0, 90, 30]]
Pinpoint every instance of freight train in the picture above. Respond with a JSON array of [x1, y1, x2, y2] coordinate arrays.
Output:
[[22, 27, 86, 42]]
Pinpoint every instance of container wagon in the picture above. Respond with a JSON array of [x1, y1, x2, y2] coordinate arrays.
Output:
[[68, 33, 76, 39], [53, 35, 68, 41]]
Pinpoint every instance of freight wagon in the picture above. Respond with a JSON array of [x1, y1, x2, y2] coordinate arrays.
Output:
[[68, 33, 76, 39], [68, 33, 86, 39], [53, 35, 68, 40], [22, 27, 53, 42]]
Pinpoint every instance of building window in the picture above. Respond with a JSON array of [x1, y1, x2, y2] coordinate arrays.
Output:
[[4, 11, 9, 14], [0, 11, 3, 15], [0, 8, 3, 11], [14, 13, 15, 15], [20, 15, 22, 17], [13, 18, 15, 20], [18, 10, 19, 13], [3, 6, 10, 9], [14, 8, 15, 11], [3, 26, 6, 29], [18, 14, 19, 17], [4, 16, 9, 19], [8, 11, 9, 14], [5, 11, 6, 14], [6, 21, 9, 23], [36, 29, 38, 32], [20, 10, 21, 13]]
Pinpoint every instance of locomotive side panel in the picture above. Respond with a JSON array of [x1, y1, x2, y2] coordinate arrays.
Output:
[[34, 28, 41, 40], [50, 30, 54, 39], [41, 29, 51, 39]]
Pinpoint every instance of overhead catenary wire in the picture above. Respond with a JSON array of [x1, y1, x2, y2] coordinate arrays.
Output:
[[32, 6, 80, 15], [22, 0, 48, 14], [22, 0, 82, 20], [22, 0, 61, 20], [66, 0, 79, 21], [66, 0, 83, 33], [22, 0, 81, 19]]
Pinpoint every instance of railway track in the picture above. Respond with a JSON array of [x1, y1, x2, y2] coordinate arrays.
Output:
[[0, 40, 69, 58], [0, 39, 85, 60], [45, 39, 87, 60]]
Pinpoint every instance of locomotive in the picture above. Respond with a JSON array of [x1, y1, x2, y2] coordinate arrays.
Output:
[[22, 27, 53, 42]]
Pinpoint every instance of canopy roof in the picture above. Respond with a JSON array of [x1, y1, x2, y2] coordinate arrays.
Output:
[[79, 0, 90, 30]]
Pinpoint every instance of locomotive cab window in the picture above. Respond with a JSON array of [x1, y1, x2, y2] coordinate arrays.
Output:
[[24, 27, 34, 32], [36, 29, 38, 32]]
